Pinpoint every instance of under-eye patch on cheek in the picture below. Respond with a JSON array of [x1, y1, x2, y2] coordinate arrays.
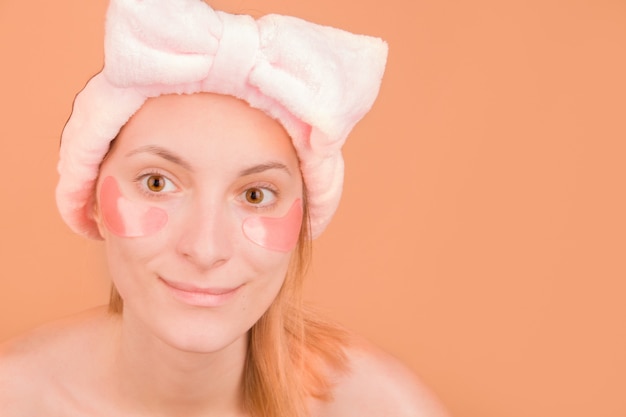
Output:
[[242, 199, 303, 252], [100, 176, 168, 237]]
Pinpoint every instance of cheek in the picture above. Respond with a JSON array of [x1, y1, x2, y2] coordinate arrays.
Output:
[[242, 199, 303, 252], [100, 176, 168, 237]]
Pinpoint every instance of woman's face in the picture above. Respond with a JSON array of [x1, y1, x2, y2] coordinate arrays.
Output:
[[94, 93, 303, 354]]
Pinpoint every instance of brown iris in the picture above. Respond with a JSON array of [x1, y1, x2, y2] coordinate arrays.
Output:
[[147, 175, 166, 192], [246, 188, 264, 204]]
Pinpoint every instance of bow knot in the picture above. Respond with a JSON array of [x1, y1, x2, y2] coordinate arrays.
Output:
[[104, 0, 387, 155]]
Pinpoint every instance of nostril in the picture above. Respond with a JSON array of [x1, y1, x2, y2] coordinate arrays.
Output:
[[179, 241, 232, 270], [210, 258, 227, 269]]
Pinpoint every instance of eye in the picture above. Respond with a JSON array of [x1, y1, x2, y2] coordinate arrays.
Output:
[[246, 188, 264, 204], [140, 174, 176, 194], [147, 175, 166, 192], [243, 186, 277, 207]]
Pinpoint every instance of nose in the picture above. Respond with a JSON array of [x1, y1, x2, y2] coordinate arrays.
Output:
[[175, 198, 234, 270]]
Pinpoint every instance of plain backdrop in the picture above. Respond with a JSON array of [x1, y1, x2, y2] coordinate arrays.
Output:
[[1, 1, 625, 416]]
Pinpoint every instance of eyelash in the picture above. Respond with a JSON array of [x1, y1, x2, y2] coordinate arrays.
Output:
[[242, 182, 280, 211], [133, 169, 177, 198], [132, 171, 281, 210]]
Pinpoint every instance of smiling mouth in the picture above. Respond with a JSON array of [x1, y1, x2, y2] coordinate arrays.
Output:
[[159, 277, 242, 307]]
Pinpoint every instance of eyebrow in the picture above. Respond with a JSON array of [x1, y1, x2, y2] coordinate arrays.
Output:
[[125, 145, 194, 171], [239, 162, 292, 177], [126, 145, 291, 177]]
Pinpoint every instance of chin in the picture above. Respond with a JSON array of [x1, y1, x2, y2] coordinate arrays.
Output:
[[146, 299, 266, 357], [167, 329, 250, 356]]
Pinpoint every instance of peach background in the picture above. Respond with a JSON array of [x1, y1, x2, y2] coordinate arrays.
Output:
[[1, 0, 625, 416]]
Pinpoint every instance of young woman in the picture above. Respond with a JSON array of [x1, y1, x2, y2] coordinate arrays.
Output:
[[0, 1, 449, 416]]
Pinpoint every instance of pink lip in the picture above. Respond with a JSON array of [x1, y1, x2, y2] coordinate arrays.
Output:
[[159, 277, 242, 307]]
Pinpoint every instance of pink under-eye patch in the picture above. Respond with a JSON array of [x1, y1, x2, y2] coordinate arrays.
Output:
[[242, 199, 303, 252], [100, 176, 168, 237]]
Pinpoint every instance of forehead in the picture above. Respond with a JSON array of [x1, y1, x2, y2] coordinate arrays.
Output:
[[110, 92, 297, 168]]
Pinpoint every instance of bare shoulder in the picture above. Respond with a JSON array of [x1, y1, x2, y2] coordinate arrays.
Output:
[[0, 306, 114, 415], [0, 332, 39, 415], [318, 335, 450, 417]]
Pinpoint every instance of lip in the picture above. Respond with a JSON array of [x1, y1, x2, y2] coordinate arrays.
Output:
[[159, 277, 242, 307]]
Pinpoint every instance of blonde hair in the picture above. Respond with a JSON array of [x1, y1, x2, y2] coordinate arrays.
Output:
[[108, 191, 349, 417]]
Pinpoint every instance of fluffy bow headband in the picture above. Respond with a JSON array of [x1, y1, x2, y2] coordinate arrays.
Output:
[[56, 0, 388, 239]]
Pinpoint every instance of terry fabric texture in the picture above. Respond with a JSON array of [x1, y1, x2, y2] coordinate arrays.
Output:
[[57, 0, 388, 239]]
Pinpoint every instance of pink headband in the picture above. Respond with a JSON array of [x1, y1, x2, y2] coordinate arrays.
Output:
[[56, 0, 388, 239]]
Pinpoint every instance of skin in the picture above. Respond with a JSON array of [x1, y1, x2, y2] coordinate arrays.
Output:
[[0, 93, 449, 417]]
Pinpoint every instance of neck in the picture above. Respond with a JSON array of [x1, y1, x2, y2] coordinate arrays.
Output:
[[109, 311, 248, 417]]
